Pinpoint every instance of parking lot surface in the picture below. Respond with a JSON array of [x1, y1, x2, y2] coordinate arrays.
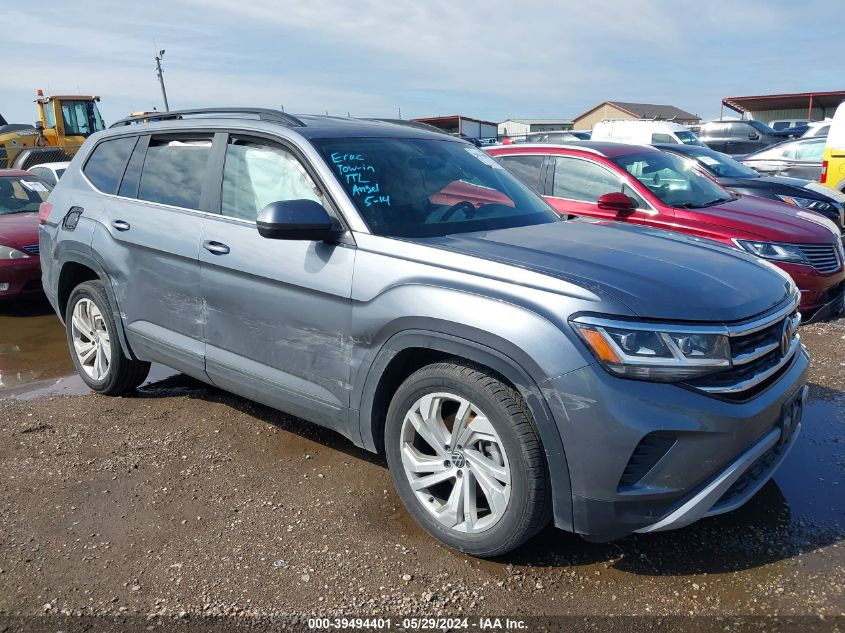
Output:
[[0, 305, 843, 627]]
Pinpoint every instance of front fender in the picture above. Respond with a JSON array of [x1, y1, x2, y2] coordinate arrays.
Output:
[[354, 325, 582, 532]]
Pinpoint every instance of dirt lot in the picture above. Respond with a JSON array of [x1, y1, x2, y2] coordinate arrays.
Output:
[[0, 302, 843, 631]]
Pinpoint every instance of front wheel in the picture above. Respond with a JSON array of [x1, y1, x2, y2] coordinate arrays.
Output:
[[385, 361, 551, 557], [65, 280, 150, 394]]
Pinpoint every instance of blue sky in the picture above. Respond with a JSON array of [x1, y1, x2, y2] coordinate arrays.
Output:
[[2, 0, 843, 127]]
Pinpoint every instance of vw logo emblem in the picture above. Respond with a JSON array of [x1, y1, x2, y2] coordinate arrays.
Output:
[[450, 450, 466, 469], [780, 318, 794, 357]]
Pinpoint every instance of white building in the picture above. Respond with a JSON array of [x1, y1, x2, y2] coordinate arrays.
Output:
[[498, 119, 574, 137]]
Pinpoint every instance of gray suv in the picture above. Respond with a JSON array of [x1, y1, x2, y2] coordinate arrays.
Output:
[[699, 119, 780, 155], [39, 108, 808, 556]]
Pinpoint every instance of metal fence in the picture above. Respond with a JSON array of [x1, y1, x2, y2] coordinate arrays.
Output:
[[0, 146, 77, 170]]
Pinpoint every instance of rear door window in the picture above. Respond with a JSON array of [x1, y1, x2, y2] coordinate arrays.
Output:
[[83, 136, 137, 194], [496, 155, 545, 192], [137, 135, 213, 209]]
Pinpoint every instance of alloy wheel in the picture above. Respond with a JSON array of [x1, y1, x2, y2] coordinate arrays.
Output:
[[71, 298, 111, 381], [399, 392, 511, 533]]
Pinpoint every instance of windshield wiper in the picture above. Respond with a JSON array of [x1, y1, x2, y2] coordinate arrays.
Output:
[[672, 198, 729, 209]]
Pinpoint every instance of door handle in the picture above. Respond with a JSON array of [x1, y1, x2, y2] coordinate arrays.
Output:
[[203, 240, 230, 255], [111, 219, 130, 231]]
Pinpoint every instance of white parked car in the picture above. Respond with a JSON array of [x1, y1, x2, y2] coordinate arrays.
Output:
[[27, 161, 70, 186], [590, 120, 705, 146], [802, 120, 832, 138]]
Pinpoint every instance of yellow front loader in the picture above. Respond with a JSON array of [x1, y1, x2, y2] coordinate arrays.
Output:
[[0, 90, 106, 169]]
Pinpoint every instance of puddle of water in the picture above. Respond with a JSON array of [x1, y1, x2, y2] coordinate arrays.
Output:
[[773, 393, 845, 528], [0, 296, 73, 390]]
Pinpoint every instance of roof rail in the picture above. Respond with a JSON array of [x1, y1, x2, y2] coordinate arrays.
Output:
[[109, 108, 306, 128]]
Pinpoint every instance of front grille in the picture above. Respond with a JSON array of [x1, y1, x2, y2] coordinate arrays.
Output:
[[21, 244, 39, 256], [685, 301, 801, 399], [797, 243, 841, 273]]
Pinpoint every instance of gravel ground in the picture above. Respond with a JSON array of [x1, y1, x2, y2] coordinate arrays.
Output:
[[0, 319, 843, 631]]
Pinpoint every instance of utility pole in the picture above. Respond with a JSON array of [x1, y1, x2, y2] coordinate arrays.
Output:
[[155, 50, 170, 112]]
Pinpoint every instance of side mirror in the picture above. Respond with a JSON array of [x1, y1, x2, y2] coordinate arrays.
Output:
[[35, 121, 44, 131], [256, 199, 341, 241], [747, 132, 759, 140], [597, 192, 636, 215]]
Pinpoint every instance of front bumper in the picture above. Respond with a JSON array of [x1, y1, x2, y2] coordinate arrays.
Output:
[[543, 345, 809, 541], [774, 260, 844, 315], [0, 257, 41, 298], [636, 385, 805, 533]]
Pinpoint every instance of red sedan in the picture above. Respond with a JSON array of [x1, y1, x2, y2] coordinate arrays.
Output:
[[0, 169, 52, 299], [487, 143, 845, 318]]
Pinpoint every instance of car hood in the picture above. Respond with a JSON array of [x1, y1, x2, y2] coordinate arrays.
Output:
[[0, 212, 39, 249], [719, 175, 811, 191], [417, 220, 792, 322], [680, 195, 840, 242]]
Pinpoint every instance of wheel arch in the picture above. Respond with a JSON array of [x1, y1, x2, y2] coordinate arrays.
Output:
[[356, 328, 574, 531], [56, 253, 136, 360]]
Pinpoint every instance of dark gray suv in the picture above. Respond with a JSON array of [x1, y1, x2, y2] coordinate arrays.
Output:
[[699, 119, 780, 155], [39, 108, 808, 556]]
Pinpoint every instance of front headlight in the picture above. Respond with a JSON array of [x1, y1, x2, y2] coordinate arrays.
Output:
[[571, 316, 730, 382], [734, 239, 807, 263], [0, 245, 30, 260], [776, 194, 835, 213]]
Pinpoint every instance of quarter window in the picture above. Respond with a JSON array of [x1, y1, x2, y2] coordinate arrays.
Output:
[[496, 155, 545, 191], [83, 136, 137, 195], [137, 136, 213, 209], [221, 137, 322, 221]]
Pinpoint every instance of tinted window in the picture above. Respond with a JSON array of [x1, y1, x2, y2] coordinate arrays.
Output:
[[222, 137, 322, 221], [703, 122, 729, 136], [772, 121, 789, 131], [61, 100, 106, 136], [0, 176, 52, 215], [683, 148, 759, 178], [138, 136, 213, 209], [496, 155, 545, 191], [83, 136, 137, 194], [651, 133, 676, 144], [729, 122, 753, 138], [552, 156, 637, 205], [312, 138, 558, 238], [612, 151, 732, 208]]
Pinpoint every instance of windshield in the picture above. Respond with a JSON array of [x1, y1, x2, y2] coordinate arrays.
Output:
[[682, 148, 760, 178], [611, 151, 733, 208], [0, 176, 52, 215], [675, 130, 706, 146], [312, 138, 559, 237], [61, 100, 106, 137]]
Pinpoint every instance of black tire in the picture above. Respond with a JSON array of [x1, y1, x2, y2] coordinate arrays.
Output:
[[384, 360, 551, 557], [65, 280, 150, 395]]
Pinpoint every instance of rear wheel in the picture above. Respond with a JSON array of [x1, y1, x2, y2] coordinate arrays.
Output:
[[65, 281, 150, 394], [385, 360, 551, 557]]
